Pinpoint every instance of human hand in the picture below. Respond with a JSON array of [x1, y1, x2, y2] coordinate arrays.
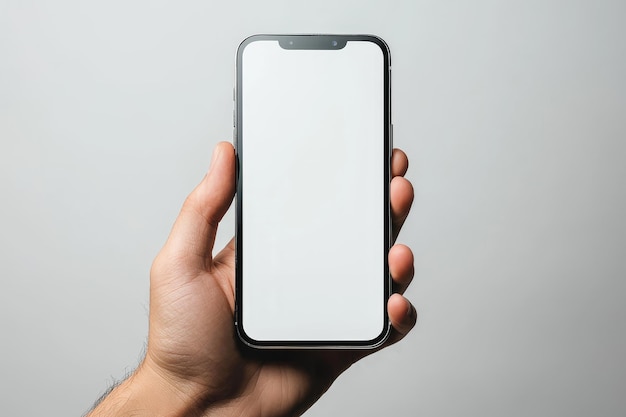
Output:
[[88, 141, 415, 417]]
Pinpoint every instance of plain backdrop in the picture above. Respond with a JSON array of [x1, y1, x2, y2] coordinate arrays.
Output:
[[1, 1, 625, 416]]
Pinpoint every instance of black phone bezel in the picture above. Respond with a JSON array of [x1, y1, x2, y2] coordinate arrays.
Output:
[[234, 34, 392, 349]]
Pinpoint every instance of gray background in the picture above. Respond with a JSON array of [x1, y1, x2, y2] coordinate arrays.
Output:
[[1, 0, 625, 416]]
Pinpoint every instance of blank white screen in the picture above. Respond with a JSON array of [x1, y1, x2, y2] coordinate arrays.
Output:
[[241, 39, 385, 342]]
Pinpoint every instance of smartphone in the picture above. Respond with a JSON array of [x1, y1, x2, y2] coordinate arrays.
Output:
[[235, 34, 392, 348]]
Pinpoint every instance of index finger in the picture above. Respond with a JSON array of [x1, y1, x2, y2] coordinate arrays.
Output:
[[392, 148, 409, 177], [390, 148, 413, 240]]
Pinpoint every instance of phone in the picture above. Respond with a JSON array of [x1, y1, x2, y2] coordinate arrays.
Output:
[[234, 34, 392, 348]]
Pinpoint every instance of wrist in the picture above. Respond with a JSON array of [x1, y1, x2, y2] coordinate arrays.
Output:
[[87, 361, 203, 417]]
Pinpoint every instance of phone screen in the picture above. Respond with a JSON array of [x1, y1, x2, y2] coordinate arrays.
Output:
[[236, 35, 390, 347]]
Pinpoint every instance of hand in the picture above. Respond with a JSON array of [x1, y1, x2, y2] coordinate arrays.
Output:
[[88, 142, 415, 417]]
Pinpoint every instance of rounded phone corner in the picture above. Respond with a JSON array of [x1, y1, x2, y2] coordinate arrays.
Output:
[[365, 320, 393, 350], [359, 34, 390, 56], [237, 34, 263, 53], [235, 319, 264, 349], [236, 34, 277, 59]]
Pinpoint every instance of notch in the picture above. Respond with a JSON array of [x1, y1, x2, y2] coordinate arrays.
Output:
[[278, 36, 347, 50]]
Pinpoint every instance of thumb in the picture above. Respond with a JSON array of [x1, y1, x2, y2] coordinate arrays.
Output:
[[164, 141, 236, 270]]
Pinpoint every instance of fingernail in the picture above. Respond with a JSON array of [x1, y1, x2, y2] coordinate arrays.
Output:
[[209, 145, 222, 171], [405, 300, 414, 319]]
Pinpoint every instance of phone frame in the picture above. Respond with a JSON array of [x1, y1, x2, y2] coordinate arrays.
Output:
[[234, 34, 392, 349]]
